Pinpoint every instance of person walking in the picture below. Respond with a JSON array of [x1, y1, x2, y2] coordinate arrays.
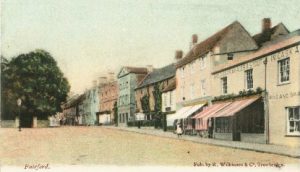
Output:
[[176, 122, 183, 138]]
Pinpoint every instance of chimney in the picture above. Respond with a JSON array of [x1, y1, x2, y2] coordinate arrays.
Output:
[[175, 50, 183, 61], [92, 80, 97, 88], [146, 65, 153, 73], [262, 18, 271, 32], [190, 34, 198, 49], [108, 72, 115, 82], [98, 76, 107, 86]]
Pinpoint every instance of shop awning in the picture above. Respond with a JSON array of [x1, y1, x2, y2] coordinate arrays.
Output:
[[193, 102, 231, 119], [214, 97, 260, 118], [166, 104, 204, 126], [193, 102, 231, 130], [179, 104, 205, 119]]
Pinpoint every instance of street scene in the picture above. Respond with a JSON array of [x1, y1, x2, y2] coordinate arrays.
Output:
[[1, 127, 299, 166], [1, 0, 300, 171]]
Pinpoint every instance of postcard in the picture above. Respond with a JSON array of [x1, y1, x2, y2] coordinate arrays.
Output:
[[1, 0, 300, 172]]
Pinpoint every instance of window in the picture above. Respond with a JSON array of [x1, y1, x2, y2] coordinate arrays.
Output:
[[163, 94, 167, 107], [245, 69, 253, 89], [287, 106, 300, 135], [221, 77, 227, 94], [200, 57, 206, 69], [181, 67, 185, 79], [216, 117, 232, 133], [170, 92, 173, 106], [200, 79, 206, 96], [190, 83, 194, 99], [278, 58, 290, 84]]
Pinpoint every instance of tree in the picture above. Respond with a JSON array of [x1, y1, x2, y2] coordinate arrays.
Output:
[[1, 50, 70, 120], [140, 94, 150, 119], [152, 83, 162, 128]]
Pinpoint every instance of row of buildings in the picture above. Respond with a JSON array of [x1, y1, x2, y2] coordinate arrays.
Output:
[[62, 18, 300, 147]]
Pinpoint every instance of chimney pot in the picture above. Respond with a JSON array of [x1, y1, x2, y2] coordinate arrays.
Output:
[[262, 18, 271, 32], [192, 34, 198, 44], [175, 50, 183, 61], [146, 65, 153, 73]]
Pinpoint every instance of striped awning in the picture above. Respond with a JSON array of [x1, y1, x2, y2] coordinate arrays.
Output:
[[193, 102, 231, 130], [193, 102, 231, 119], [214, 97, 260, 117]]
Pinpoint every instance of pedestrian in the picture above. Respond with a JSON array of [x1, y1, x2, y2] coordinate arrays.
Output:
[[176, 122, 183, 138]]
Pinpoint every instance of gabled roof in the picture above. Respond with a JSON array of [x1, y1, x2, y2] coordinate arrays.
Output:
[[117, 66, 148, 78], [213, 29, 300, 74], [253, 23, 290, 46], [162, 79, 176, 93], [136, 63, 176, 89], [176, 21, 246, 68]]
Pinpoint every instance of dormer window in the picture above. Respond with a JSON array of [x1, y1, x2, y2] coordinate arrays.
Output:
[[227, 53, 234, 60]]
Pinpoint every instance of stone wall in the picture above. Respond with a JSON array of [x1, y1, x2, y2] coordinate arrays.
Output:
[[0, 120, 17, 128], [241, 133, 265, 144]]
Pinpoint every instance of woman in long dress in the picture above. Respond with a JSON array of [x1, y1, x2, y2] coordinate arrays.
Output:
[[176, 122, 183, 138]]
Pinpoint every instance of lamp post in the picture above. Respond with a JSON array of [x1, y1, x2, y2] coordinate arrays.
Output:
[[263, 58, 269, 144], [17, 98, 22, 132]]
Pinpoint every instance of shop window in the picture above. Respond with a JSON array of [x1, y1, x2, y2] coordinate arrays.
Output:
[[245, 69, 253, 89], [287, 106, 300, 136], [216, 117, 232, 133], [278, 58, 290, 84]]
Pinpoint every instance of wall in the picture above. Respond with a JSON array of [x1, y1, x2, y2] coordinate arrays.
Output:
[[0, 120, 16, 128], [214, 133, 232, 141], [37, 120, 49, 128], [241, 134, 265, 143], [212, 42, 300, 147], [162, 89, 176, 113]]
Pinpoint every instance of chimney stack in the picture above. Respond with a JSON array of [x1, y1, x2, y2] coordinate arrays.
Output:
[[190, 34, 198, 49], [146, 65, 153, 73], [262, 18, 271, 32], [92, 80, 97, 88], [98, 76, 107, 86], [175, 50, 183, 61], [108, 72, 115, 82]]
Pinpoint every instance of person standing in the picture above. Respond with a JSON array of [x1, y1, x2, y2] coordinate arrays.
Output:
[[176, 122, 183, 138]]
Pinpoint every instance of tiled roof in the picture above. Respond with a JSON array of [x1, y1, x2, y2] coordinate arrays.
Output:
[[213, 29, 300, 74], [162, 79, 176, 92], [252, 23, 290, 46], [176, 21, 242, 68], [124, 66, 148, 74], [136, 63, 176, 89]]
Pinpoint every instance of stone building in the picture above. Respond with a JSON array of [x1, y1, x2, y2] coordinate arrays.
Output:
[[208, 29, 300, 146], [117, 66, 148, 126], [135, 63, 176, 120], [98, 73, 119, 125]]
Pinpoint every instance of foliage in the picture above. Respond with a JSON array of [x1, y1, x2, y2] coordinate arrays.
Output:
[[152, 83, 162, 119], [1, 50, 70, 120], [113, 101, 118, 126], [140, 94, 150, 115], [213, 87, 264, 102]]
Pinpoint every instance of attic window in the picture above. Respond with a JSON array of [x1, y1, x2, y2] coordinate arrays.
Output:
[[227, 53, 234, 60]]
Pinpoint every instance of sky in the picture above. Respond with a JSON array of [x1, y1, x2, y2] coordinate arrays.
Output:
[[1, 0, 300, 94]]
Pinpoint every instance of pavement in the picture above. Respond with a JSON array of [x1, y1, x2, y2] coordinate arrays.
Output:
[[105, 126, 300, 158]]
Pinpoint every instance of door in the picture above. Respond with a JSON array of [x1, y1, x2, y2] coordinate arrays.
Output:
[[232, 116, 241, 141]]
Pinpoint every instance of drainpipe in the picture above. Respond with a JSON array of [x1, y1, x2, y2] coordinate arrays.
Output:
[[263, 57, 269, 144]]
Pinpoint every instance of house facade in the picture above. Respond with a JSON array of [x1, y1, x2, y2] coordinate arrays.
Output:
[[135, 64, 176, 120], [117, 67, 148, 126], [98, 76, 118, 125], [175, 21, 259, 109], [211, 30, 300, 146]]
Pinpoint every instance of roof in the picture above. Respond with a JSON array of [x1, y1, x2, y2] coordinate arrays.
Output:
[[136, 63, 176, 89], [176, 21, 243, 68], [124, 66, 148, 74], [213, 29, 300, 74], [253, 23, 290, 46], [162, 79, 176, 92]]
